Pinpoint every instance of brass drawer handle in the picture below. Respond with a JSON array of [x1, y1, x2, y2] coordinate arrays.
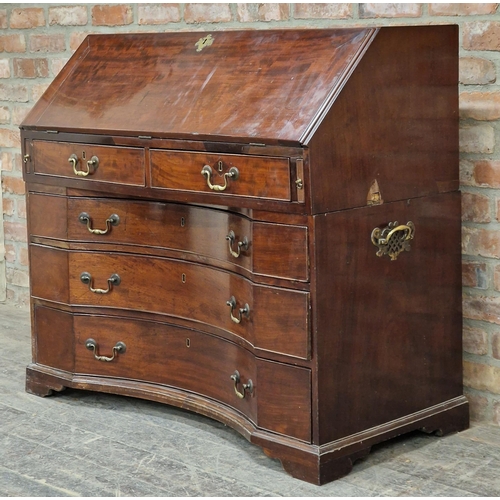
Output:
[[85, 338, 126, 362], [201, 165, 239, 192], [68, 154, 99, 177], [230, 370, 253, 399], [80, 271, 121, 294], [79, 212, 120, 235], [226, 230, 248, 258], [226, 296, 250, 324], [371, 221, 415, 261]]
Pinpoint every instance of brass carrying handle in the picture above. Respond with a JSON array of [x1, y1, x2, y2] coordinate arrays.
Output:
[[230, 370, 253, 399], [226, 230, 249, 258], [201, 165, 239, 192], [79, 212, 120, 235], [371, 221, 415, 261], [68, 154, 99, 177], [226, 296, 250, 324], [85, 338, 126, 362], [80, 272, 121, 294]]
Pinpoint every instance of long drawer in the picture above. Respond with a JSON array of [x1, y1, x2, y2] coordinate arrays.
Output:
[[30, 246, 310, 360], [151, 150, 292, 201], [33, 306, 312, 443], [29, 193, 309, 282], [31, 140, 146, 186]]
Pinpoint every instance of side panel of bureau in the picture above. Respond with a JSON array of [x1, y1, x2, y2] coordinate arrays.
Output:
[[313, 192, 463, 443]]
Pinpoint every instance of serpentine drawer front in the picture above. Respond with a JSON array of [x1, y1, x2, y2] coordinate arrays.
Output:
[[28, 193, 309, 282], [22, 27, 468, 485]]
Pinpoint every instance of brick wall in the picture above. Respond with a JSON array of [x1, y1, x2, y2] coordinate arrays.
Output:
[[1, 3, 500, 425]]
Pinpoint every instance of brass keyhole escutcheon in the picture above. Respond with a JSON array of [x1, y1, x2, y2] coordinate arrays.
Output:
[[186, 338, 191, 348], [181, 273, 186, 283]]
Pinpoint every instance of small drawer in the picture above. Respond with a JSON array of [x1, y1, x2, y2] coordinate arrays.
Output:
[[72, 314, 311, 441], [31, 140, 145, 186], [29, 193, 309, 282], [29, 246, 310, 360], [151, 150, 291, 201]]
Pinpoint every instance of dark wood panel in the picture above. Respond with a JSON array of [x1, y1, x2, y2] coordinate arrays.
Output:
[[30, 245, 69, 303], [33, 141, 145, 186], [253, 222, 308, 281], [257, 359, 311, 442], [29, 192, 68, 240], [73, 315, 258, 423], [309, 25, 459, 213], [151, 150, 291, 201], [313, 193, 463, 443], [33, 306, 74, 372], [21, 29, 375, 145]]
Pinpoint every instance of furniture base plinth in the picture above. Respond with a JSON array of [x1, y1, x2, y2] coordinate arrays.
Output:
[[25, 364, 469, 485]]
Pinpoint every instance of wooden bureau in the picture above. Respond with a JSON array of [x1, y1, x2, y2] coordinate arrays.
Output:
[[21, 27, 469, 484]]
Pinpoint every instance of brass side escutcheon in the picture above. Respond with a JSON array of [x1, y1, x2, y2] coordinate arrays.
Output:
[[195, 34, 214, 52], [371, 221, 415, 261]]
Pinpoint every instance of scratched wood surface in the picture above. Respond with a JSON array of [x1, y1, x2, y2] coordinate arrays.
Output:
[[1, 304, 499, 496]]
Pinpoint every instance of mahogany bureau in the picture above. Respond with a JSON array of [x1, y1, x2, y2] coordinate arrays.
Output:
[[21, 26, 469, 484]]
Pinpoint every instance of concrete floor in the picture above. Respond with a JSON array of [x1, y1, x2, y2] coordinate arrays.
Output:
[[1, 303, 500, 496]]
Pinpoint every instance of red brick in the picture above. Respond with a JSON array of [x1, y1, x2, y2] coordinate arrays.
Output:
[[462, 227, 500, 259], [464, 388, 490, 422], [459, 123, 495, 154], [138, 4, 181, 24], [29, 34, 65, 53], [6, 267, 29, 288], [0, 84, 28, 102], [92, 4, 133, 26], [493, 264, 500, 291], [0, 59, 10, 78], [10, 8, 45, 29], [70, 32, 90, 51], [493, 331, 500, 359], [463, 294, 500, 325], [463, 324, 488, 355], [3, 221, 27, 243], [13, 58, 49, 78], [462, 261, 488, 289], [2, 197, 14, 217], [293, 3, 352, 19], [0, 106, 9, 125], [460, 57, 496, 85], [7, 286, 30, 307], [49, 5, 88, 26], [0, 129, 20, 148], [359, 3, 422, 18], [50, 58, 69, 77], [31, 83, 50, 102], [237, 3, 289, 22], [16, 198, 26, 219], [18, 246, 29, 267], [2, 175, 25, 195], [3, 243, 15, 264], [0, 34, 26, 53], [11, 106, 29, 127], [429, 3, 498, 15], [463, 360, 500, 394], [471, 160, 500, 188], [0, 152, 13, 172], [464, 21, 500, 51], [0, 9, 7, 29], [460, 92, 500, 121], [184, 3, 232, 23], [461, 191, 491, 223]]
